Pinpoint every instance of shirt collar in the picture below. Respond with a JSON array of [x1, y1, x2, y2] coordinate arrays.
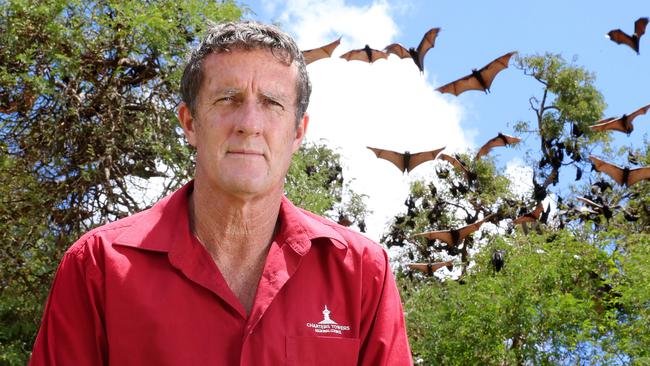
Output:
[[276, 196, 348, 255], [113, 181, 348, 254]]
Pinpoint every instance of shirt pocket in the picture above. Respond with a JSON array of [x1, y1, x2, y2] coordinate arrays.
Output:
[[286, 336, 360, 366]]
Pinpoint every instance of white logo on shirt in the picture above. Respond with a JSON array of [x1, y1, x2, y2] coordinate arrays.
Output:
[[305, 305, 351, 335]]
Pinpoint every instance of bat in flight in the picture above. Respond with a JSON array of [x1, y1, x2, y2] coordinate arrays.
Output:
[[413, 214, 495, 247], [302, 38, 341, 65], [407, 261, 453, 276], [367, 146, 445, 173], [384, 27, 441, 72], [589, 156, 650, 187], [436, 51, 517, 96], [475, 132, 521, 159], [340, 45, 388, 63], [607, 17, 649, 54], [512, 201, 544, 225], [588, 103, 650, 135], [438, 153, 477, 182]]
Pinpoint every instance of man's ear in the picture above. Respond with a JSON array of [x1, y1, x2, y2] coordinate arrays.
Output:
[[292, 112, 309, 153], [178, 102, 197, 147]]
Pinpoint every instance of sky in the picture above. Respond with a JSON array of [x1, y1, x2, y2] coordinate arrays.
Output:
[[241, 0, 650, 242]]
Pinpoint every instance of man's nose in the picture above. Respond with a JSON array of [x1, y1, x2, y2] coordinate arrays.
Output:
[[235, 100, 263, 136]]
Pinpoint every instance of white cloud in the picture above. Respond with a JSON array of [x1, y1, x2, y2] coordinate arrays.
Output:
[[271, 0, 472, 241], [273, 0, 397, 49], [505, 157, 534, 199]]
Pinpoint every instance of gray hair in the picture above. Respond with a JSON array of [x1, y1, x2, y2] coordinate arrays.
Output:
[[180, 21, 311, 126]]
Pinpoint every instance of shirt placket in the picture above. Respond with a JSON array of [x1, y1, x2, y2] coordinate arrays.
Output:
[[239, 239, 306, 365]]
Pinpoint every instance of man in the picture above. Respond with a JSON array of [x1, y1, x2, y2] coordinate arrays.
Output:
[[30, 21, 412, 365]]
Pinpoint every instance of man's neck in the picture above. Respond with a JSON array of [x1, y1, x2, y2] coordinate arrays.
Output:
[[188, 181, 282, 315]]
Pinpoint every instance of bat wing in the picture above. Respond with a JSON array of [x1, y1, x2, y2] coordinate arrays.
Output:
[[407, 263, 428, 273], [340, 49, 369, 62], [476, 51, 517, 90], [436, 73, 484, 96], [627, 103, 650, 123], [576, 196, 602, 209], [501, 134, 522, 145], [302, 38, 341, 65], [341, 46, 387, 63], [415, 27, 441, 68], [635, 17, 649, 37], [413, 230, 454, 246], [367, 146, 406, 172], [476, 133, 521, 159], [513, 215, 535, 225], [627, 167, 650, 187], [439, 153, 467, 172], [368, 49, 389, 62], [384, 43, 411, 59], [476, 136, 503, 159], [439, 153, 474, 181], [513, 201, 544, 224], [589, 117, 625, 132], [589, 156, 626, 186], [456, 218, 488, 241], [608, 29, 635, 49], [407, 147, 445, 172]]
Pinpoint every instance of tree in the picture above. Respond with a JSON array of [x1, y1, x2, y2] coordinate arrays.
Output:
[[286, 141, 368, 231], [393, 53, 650, 364], [514, 53, 608, 193], [382, 153, 514, 273], [0, 1, 245, 363], [405, 229, 632, 365]]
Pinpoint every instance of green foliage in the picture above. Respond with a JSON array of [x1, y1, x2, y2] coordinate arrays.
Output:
[[405, 230, 631, 365], [0, 1, 243, 364], [382, 153, 514, 265], [515, 54, 608, 190], [286, 141, 368, 230]]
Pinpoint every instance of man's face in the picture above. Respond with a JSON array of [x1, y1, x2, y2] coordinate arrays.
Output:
[[179, 49, 308, 200]]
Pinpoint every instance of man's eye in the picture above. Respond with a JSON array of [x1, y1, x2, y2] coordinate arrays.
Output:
[[217, 96, 235, 103], [264, 98, 284, 110]]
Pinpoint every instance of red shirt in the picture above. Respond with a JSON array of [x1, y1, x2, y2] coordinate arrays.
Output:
[[29, 182, 412, 365]]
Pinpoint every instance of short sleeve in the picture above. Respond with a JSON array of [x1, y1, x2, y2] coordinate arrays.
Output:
[[29, 242, 107, 366]]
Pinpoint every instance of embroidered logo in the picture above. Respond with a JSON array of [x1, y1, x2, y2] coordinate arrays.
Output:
[[306, 305, 351, 335]]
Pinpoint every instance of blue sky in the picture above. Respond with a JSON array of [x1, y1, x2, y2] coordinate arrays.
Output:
[[241, 0, 649, 240]]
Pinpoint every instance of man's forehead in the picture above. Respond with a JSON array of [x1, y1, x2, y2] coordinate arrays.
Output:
[[200, 49, 298, 95]]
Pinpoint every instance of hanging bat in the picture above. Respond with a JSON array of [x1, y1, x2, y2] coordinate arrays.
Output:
[[337, 212, 353, 227], [438, 153, 477, 181], [302, 38, 341, 65], [589, 156, 650, 187], [367, 146, 445, 173], [492, 250, 505, 273], [0, 90, 35, 114], [588, 103, 650, 134], [340, 45, 388, 63], [576, 196, 604, 210], [407, 261, 453, 276], [413, 214, 495, 247], [607, 17, 649, 54], [576, 196, 615, 220], [512, 201, 544, 225], [575, 166, 583, 181], [436, 51, 517, 96], [384, 27, 441, 72], [475, 132, 521, 159], [628, 151, 641, 165]]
